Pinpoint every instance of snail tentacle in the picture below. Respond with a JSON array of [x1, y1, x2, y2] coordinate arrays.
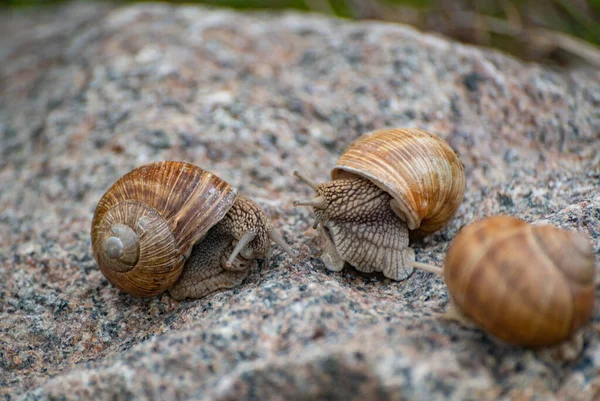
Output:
[[267, 228, 298, 262], [226, 231, 256, 268], [293, 171, 319, 190], [411, 261, 443, 276], [293, 197, 327, 209]]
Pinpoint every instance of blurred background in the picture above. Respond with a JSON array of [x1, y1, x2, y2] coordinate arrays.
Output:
[[2, 0, 600, 68]]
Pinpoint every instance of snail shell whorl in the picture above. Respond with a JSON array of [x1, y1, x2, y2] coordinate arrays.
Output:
[[444, 216, 596, 347], [104, 224, 139, 265], [331, 128, 466, 235], [91, 161, 238, 297]]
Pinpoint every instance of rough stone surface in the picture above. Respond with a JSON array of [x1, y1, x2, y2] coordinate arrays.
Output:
[[1, 3, 600, 400]]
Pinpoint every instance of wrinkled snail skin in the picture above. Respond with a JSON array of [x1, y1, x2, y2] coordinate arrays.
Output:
[[442, 216, 596, 348], [300, 177, 415, 280], [294, 128, 465, 281], [168, 196, 274, 300], [91, 161, 296, 300]]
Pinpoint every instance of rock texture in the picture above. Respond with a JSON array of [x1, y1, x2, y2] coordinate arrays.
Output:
[[1, 3, 599, 400]]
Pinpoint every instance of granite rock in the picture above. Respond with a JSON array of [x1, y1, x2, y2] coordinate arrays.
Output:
[[1, 3, 599, 400]]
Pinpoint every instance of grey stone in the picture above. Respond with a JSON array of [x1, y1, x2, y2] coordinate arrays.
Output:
[[1, 3, 599, 401]]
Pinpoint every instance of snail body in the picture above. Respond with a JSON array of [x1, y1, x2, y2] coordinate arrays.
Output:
[[91, 161, 296, 300], [443, 216, 596, 347], [294, 128, 465, 281]]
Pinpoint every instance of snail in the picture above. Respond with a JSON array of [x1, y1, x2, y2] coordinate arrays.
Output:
[[91, 161, 297, 300], [415, 215, 597, 348], [293, 128, 466, 281]]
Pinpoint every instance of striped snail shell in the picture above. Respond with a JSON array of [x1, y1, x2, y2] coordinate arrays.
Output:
[[443, 216, 596, 348], [331, 128, 466, 235], [91, 161, 295, 299]]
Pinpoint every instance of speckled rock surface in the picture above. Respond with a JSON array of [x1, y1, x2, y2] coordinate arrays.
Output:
[[1, 3, 600, 400]]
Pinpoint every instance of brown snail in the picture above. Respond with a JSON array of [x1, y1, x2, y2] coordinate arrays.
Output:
[[416, 215, 596, 348], [293, 128, 466, 281], [91, 161, 296, 300]]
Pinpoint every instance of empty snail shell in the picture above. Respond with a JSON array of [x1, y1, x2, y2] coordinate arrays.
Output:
[[91, 161, 296, 300], [416, 215, 596, 348], [293, 128, 465, 281]]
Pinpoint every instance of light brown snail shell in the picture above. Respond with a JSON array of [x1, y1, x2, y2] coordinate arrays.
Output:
[[332, 128, 466, 235], [294, 128, 466, 281], [91, 161, 296, 299], [443, 215, 596, 348]]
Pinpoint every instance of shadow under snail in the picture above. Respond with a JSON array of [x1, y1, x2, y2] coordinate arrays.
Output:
[[293, 128, 466, 281], [415, 215, 597, 348], [90, 161, 297, 300]]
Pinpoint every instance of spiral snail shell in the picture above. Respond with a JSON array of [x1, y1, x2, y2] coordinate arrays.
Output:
[[442, 216, 596, 347], [294, 128, 465, 281], [91, 161, 296, 299]]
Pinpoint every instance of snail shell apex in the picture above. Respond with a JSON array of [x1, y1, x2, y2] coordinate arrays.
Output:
[[91, 161, 238, 297], [331, 128, 466, 235], [444, 216, 596, 347]]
